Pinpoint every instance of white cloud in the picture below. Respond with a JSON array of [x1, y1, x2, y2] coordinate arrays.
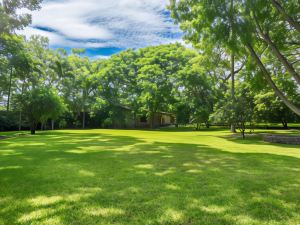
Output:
[[18, 27, 108, 48], [90, 55, 111, 61], [17, 0, 181, 49]]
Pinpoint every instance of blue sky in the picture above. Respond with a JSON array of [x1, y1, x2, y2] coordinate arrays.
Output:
[[18, 0, 183, 58]]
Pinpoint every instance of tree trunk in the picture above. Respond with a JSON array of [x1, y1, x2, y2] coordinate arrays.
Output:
[[18, 82, 25, 131], [51, 119, 55, 130], [6, 66, 13, 112], [133, 112, 137, 128], [150, 113, 154, 129], [18, 111, 22, 131], [82, 111, 86, 129], [231, 124, 236, 133], [246, 43, 300, 116], [282, 121, 288, 129], [254, 15, 300, 85], [242, 130, 245, 139], [271, 0, 300, 32], [231, 53, 237, 133], [30, 121, 36, 135]]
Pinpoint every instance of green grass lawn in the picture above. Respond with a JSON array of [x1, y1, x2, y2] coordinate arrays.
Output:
[[0, 129, 300, 225]]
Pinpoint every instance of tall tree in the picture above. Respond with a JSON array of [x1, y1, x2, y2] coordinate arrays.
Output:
[[169, 0, 300, 116]]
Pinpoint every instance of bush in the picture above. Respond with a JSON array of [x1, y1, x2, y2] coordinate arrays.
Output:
[[0, 111, 19, 131], [103, 118, 113, 128], [59, 119, 67, 129]]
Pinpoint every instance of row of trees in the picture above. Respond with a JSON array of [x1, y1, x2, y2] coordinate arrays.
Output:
[[1, 35, 299, 133], [0, 0, 299, 136]]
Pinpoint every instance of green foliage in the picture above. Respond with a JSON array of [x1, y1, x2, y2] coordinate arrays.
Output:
[[212, 82, 255, 138], [169, 0, 300, 116], [59, 119, 67, 129], [175, 103, 190, 125], [0, 0, 42, 34], [177, 60, 216, 129], [1, 26, 299, 133], [20, 87, 65, 134], [254, 91, 298, 128], [0, 111, 19, 131]]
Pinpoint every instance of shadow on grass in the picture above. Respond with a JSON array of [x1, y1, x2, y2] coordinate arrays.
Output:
[[0, 131, 300, 224]]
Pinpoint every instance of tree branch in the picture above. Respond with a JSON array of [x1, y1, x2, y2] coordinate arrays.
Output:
[[246, 43, 300, 116], [271, 0, 300, 32], [253, 13, 300, 85]]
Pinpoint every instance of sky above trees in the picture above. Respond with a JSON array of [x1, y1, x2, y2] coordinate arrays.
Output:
[[16, 0, 183, 58]]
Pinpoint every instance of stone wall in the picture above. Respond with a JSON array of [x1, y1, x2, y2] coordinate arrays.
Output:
[[263, 135, 300, 145]]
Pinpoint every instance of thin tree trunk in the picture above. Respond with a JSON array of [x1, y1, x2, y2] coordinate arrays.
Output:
[[246, 43, 300, 116], [82, 111, 86, 129], [18, 81, 25, 131], [51, 119, 55, 130], [231, 53, 237, 133], [231, 53, 235, 99], [254, 15, 300, 85], [6, 66, 13, 112], [82, 88, 86, 129], [271, 0, 300, 32], [18, 111, 22, 131], [229, 0, 237, 133]]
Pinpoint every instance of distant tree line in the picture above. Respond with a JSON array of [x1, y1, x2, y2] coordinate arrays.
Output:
[[0, 0, 299, 136]]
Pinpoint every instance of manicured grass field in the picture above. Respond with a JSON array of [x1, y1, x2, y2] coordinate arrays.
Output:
[[0, 129, 300, 225]]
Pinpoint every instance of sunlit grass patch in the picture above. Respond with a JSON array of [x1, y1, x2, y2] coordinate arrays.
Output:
[[0, 128, 300, 224]]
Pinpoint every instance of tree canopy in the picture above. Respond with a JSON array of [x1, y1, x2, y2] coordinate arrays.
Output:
[[0, 0, 299, 136]]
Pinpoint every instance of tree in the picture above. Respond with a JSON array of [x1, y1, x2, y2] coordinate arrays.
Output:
[[174, 103, 190, 127], [169, 0, 300, 116], [0, 0, 42, 34], [212, 82, 255, 139], [61, 49, 95, 129], [91, 49, 138, 128], [20, 87, 65, 135], [253, 75, 300, 128], [177, 58, 216, 129], [136, 44, 195, 128], [254, 92, 298, 129]]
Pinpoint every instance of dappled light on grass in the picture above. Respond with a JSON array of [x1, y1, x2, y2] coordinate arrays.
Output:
[[85, 207, 125, 217], [0, 129, 300, 224], [78, 169, 95, 177], [18, 208, 57, 223], [28, 196, 63, 207], [160, 208, 184, 223], [0, 165, 22, 171], [134, 164, 154, 169]]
